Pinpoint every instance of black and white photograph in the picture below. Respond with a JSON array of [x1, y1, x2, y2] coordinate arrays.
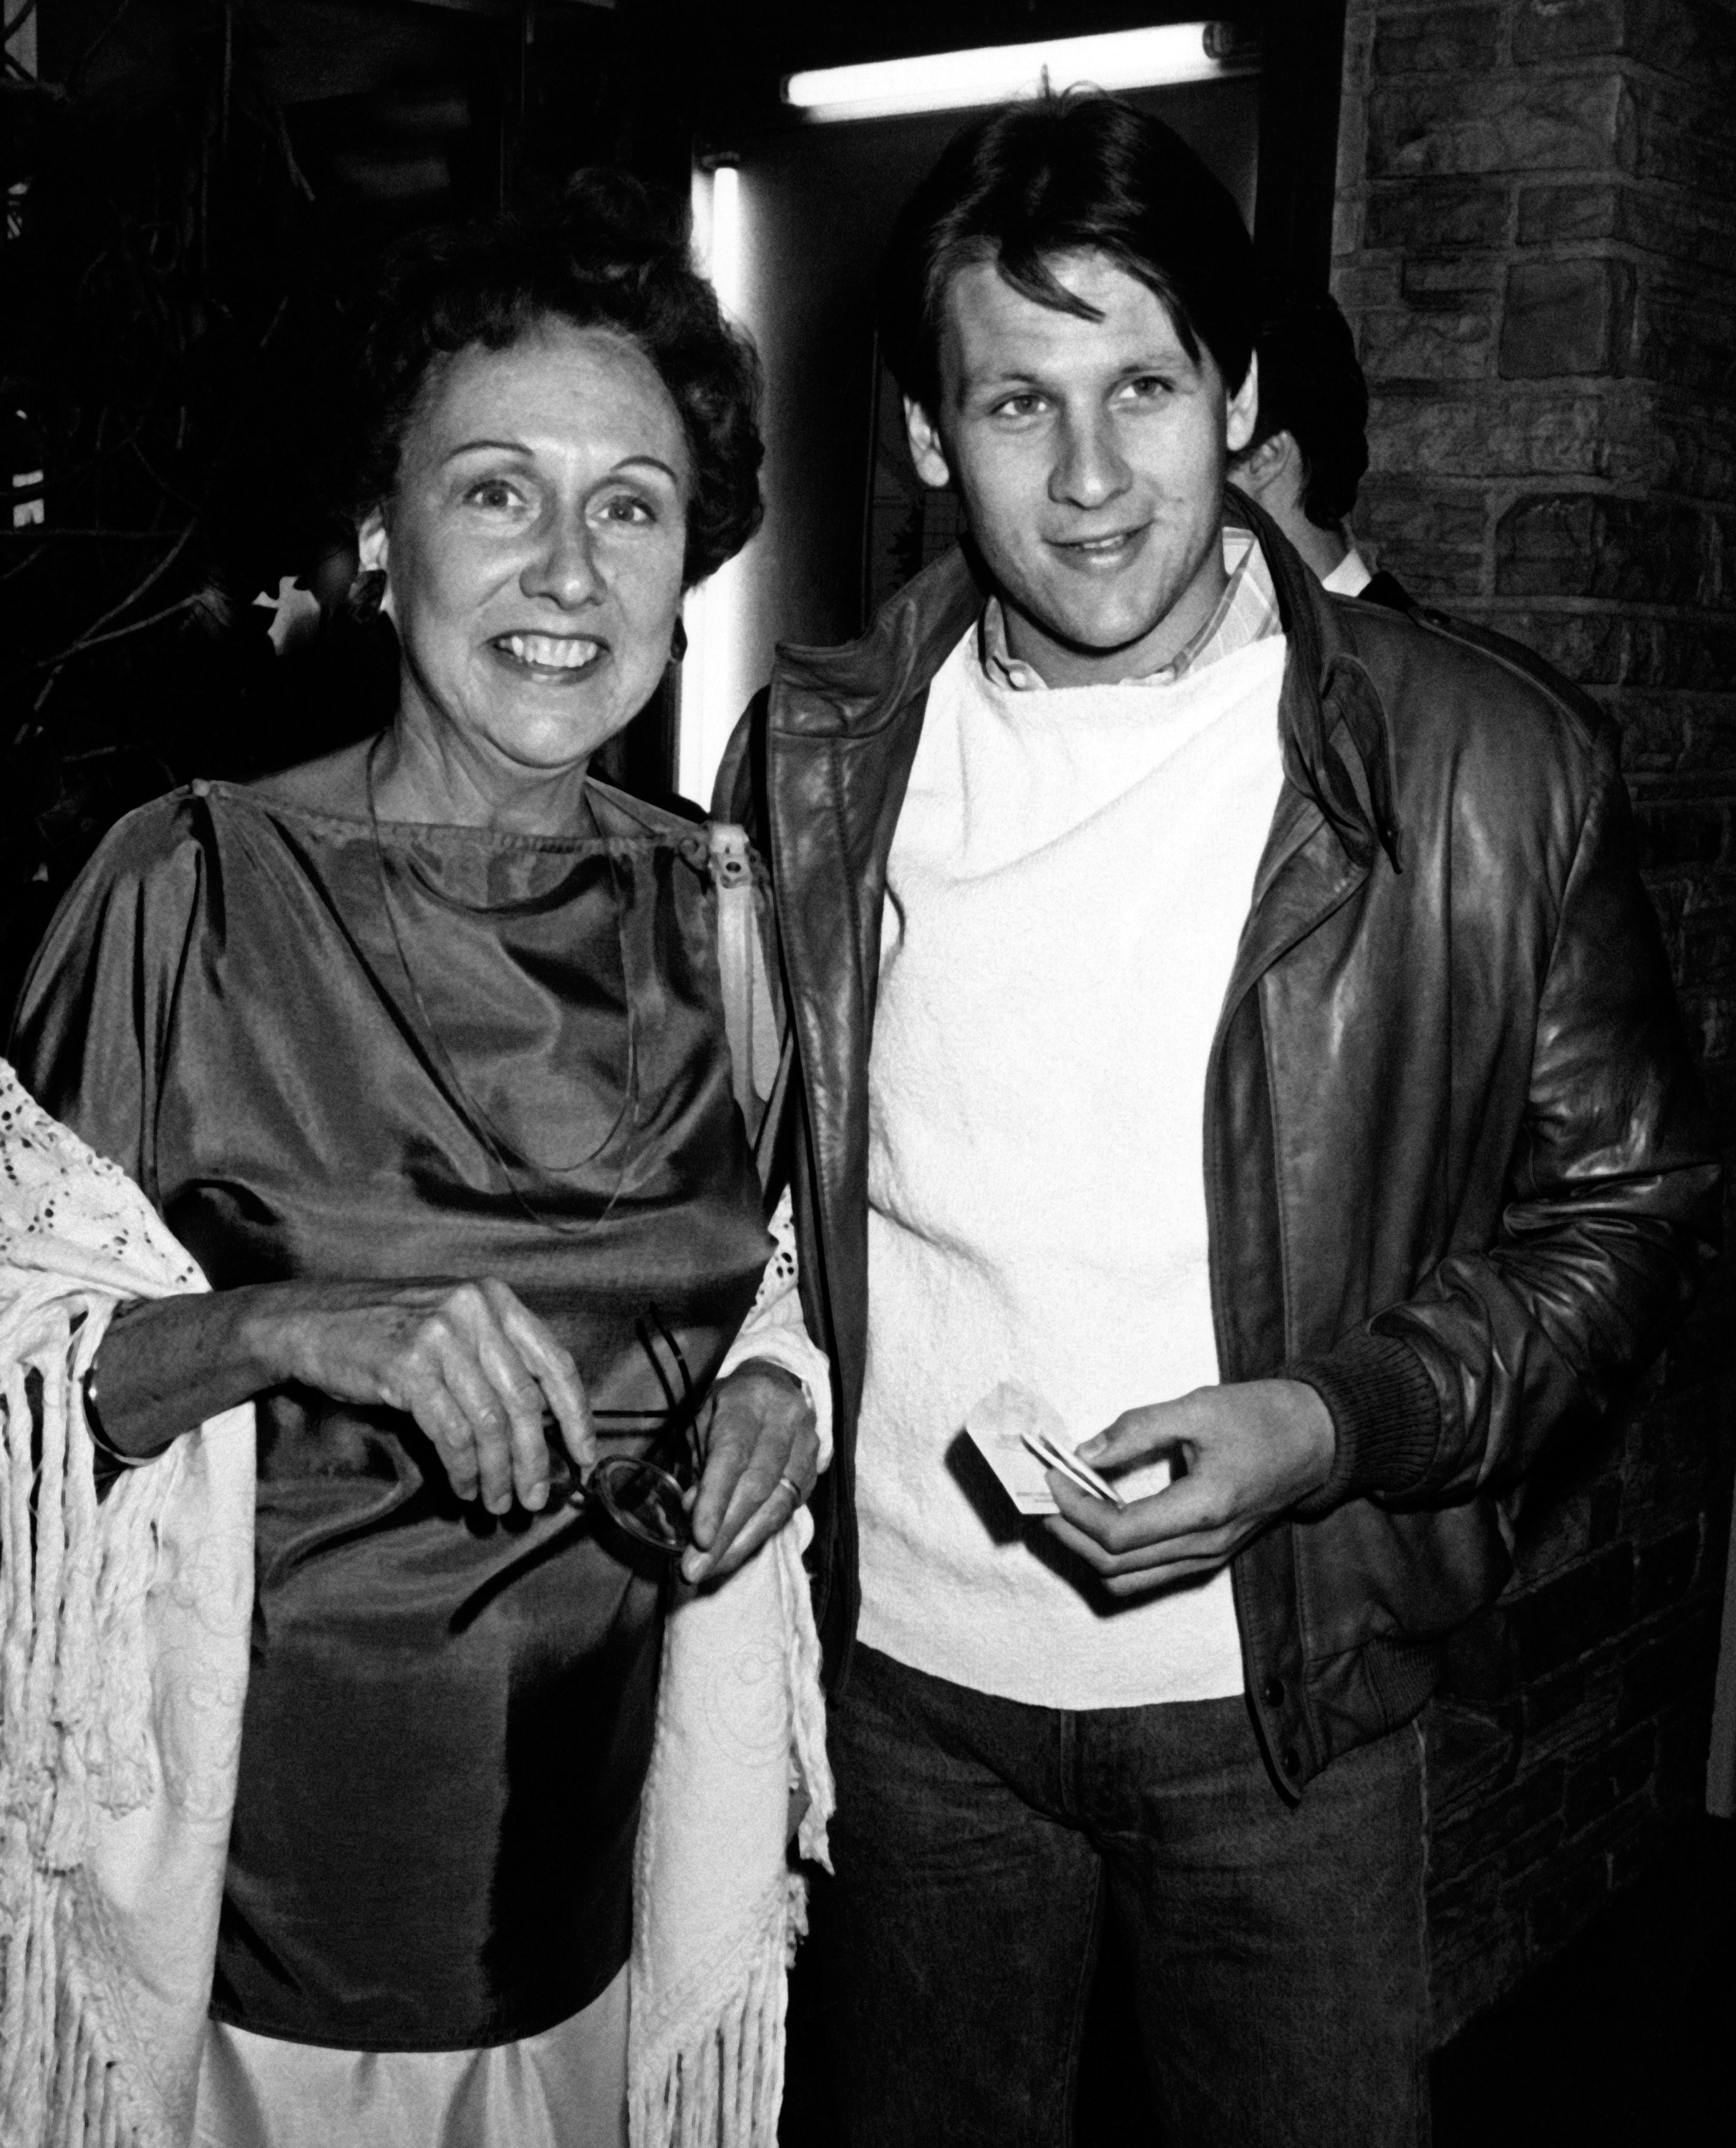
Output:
[[0, 5, 1731, 2145]]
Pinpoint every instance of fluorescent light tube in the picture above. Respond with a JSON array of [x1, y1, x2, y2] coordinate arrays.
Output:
[[783, 25, 1248, 123], [681, 160, 752, 806]]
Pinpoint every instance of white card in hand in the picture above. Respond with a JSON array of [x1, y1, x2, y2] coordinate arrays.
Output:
[[964, 1381, 1122, 1516]]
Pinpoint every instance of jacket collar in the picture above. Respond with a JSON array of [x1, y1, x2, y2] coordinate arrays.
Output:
[[1229, 487, 1403, 879], [767, 495, 1401, 879], [767, 541, 988, 739]]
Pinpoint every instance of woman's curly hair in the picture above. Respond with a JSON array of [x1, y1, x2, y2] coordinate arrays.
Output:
[[349, 172, 762, 588]]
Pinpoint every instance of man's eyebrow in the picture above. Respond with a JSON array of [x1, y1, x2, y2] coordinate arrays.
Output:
[[955, 363, 1046, 393]]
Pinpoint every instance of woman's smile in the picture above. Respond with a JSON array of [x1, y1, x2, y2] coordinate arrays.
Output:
[[489, 630, 608, 677]]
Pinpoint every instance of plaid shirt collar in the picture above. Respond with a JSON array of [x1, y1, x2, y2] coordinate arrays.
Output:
[[979, 525, 1281, 691]]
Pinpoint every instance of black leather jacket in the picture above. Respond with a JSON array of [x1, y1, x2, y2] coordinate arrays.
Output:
[[717, 497, 1721, 1796]]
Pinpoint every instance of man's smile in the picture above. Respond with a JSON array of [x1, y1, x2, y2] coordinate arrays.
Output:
[[1049, 523, 1150, 566]]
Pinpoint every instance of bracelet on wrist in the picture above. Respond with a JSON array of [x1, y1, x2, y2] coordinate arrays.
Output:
[[80, 1357, 163, 1470]]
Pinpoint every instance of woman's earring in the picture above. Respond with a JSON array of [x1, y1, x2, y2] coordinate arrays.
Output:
[[669, 617, 688, 664], [348, 568, 388, 621]]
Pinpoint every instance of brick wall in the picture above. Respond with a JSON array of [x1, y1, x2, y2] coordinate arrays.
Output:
[[1332, 0, 1736, 2041]]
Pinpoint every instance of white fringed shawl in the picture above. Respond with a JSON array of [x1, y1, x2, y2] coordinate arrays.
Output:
[[0, 1066, 253, 2148], [0, 1064, 833, 2148]]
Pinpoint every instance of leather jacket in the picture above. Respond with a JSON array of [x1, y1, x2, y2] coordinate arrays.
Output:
[[717, 495, 1721, 1796]]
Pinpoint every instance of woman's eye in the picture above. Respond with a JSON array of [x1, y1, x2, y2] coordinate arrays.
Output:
[[597, 493, 656, 526], [464, 478, 522, 510]]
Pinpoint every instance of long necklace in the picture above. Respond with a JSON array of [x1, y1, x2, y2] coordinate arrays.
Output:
[[364, 732, 642, 1235]]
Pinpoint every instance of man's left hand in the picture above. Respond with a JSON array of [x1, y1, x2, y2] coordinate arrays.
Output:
[[682, 1360, 819, 1587], [1042, 1379, 1334, 1597]]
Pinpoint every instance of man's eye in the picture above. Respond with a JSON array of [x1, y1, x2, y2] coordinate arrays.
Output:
[[1120, 375, 1173, 402], [992, 393, 1045, 419]]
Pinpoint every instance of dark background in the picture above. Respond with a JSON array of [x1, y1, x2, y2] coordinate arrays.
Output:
[[2, 4, 1730, 2142]]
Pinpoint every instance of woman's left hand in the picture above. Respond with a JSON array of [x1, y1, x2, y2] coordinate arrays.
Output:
[[681, 1360, 819, 1586]]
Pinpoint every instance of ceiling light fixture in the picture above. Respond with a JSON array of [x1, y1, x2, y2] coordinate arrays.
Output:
[[782, 24, 1255, 125]]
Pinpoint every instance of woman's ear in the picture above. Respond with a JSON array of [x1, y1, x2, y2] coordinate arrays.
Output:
[[357, 511, 389, 579], [903, 398, 954, 491], [355, 511, 394, 619]]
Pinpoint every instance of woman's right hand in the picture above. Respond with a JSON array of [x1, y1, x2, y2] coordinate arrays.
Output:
[[252, 1278, 596, 1514], [94, 1277, 593, 1515]]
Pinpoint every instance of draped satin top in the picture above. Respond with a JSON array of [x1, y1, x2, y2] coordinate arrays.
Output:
[[10, 775, 772, 2051]]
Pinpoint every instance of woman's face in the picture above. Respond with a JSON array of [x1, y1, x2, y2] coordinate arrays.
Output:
[[362, 319, 692, 781]]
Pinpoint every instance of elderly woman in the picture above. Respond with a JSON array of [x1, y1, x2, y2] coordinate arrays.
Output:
[[4, 182, 824, 2148]]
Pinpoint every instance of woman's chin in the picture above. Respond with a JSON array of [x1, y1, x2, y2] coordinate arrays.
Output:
[[488, 706, 641, 779]]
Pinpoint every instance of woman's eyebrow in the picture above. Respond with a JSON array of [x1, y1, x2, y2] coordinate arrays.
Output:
[[442, 436, 531, 463], [610, 455, 684, 484], [438, 442, 683, 484]]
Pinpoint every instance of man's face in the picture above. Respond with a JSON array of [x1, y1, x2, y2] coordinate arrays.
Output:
[[906, 250, 1257, 686]]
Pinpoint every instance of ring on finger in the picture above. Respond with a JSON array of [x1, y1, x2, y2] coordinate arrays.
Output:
[[774, 1471, 806, 1511]]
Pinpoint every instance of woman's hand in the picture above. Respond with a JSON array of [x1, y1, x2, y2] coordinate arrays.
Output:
[[253, 1278, 596, 1515], [680, 1359, 819, 1587], [90, 1278, 593, 1514]]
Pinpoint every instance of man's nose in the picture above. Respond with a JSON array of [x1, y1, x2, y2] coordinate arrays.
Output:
[[520, 513, 604, 608], [1049, 410, 1132, 511]]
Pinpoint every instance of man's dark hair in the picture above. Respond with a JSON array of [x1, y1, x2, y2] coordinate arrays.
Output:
[[1241, 294, 1369, 531], [349, 170, 762, 588], [878, 91, 1256, 416]]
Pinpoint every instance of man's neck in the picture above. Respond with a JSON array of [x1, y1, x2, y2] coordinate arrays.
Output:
[[1286, 518, 1351, 584], [1000, 544, 1231, 689]]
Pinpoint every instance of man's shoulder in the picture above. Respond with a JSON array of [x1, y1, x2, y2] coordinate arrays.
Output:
[[1331, 594, 1611, 783], [769, 546, 985, 723]]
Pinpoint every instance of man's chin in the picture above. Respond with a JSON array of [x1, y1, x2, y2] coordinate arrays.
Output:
[[1009, 597, 1177, 666]]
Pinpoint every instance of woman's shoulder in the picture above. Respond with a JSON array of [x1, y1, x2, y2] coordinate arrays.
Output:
[[586, 775, 712, 848], [243, 737, 372, 818], [77, 783, 223, 887]]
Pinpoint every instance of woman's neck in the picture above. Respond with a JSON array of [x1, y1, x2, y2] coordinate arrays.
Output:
[[369, 715, 593, 836]]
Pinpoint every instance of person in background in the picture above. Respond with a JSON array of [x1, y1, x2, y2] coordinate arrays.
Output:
[[716, 91, 1720, 2148], [1226, 289, 1412, 608]]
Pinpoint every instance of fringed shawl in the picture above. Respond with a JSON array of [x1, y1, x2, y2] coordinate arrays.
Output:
[[0, 1063, 833, 2147]]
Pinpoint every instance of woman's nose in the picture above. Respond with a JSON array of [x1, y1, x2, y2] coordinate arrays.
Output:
[[520, 515, 604, 608], [1050, 411, 1131, 511]]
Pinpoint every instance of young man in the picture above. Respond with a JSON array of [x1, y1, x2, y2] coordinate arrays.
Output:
[[716, 95, 1719, 2147], [1227, 291, 1413, 609]]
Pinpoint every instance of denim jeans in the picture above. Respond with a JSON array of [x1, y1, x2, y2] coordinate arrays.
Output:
[[812, 1645, 1430, 2148]]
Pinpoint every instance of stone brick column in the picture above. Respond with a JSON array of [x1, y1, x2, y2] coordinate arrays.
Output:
[[1332, 0, 1736, 2040]]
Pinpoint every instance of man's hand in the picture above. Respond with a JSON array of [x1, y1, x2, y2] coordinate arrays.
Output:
[[1041, 1379, 1334, 1597], [682, 1359, 819, 1587]]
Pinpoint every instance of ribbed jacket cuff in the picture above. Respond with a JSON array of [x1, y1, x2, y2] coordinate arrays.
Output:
[[1284, 1327, 1442, 1519]]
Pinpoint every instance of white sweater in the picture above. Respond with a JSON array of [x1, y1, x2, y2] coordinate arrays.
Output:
[[854, 624, 1289, 1709]]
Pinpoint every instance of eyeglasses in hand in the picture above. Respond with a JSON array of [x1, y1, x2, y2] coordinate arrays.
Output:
[[568, 1306, 702, 1556]]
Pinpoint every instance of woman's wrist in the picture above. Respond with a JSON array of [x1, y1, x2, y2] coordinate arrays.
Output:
[[88, 1284, 290, 1455], [82, 1313, 175, 1464]]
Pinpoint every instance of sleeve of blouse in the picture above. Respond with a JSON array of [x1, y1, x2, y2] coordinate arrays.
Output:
[[8, 794, 208, 1200], [714, 1186, 833, 1472]]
